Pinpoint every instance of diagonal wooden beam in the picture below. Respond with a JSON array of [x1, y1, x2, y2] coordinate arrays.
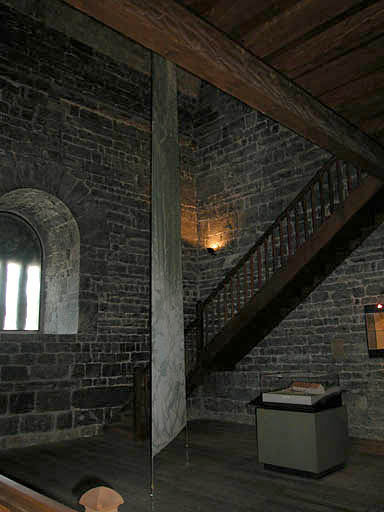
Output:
[[61, 0, 384, 178]]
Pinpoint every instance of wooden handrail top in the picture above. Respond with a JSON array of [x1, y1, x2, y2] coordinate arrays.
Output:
[[0, 474, 76, 512], [0, 475, 125, 512], [185, 155, 370, 383], [184, 157, 340, 334], [200, 156, 339, 307]]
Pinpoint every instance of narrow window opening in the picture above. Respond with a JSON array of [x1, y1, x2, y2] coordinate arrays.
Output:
[[0, 213, 42, 331], [25, 264, 41, 331], [4, 262, 21, 330]]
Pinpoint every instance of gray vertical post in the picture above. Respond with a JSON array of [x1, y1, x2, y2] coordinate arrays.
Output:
[[151, 53, 186, 457]]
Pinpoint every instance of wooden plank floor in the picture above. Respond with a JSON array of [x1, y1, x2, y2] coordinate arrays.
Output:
[[0, 420, 383, 511]]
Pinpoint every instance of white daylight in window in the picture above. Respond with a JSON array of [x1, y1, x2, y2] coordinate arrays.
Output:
[[4, 262, 21, 330], [25, 265, 40, 331]]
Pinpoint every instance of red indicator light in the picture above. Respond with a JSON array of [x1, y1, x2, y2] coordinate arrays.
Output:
[[377, 304, 383, 309]]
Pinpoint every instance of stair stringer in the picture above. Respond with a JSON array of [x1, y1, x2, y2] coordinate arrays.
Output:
[[187, 175, 384, 394]]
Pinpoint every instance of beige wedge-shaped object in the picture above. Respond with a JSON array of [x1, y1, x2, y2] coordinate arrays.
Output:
[[79, 486, 124, 512]]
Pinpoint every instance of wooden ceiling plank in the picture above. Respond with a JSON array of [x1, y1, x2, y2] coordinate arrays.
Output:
[[297, 35, 384, 97], [178, 0, 199, 6], [204, 0, 273, 34], [60, 0, 384, 177], [362, 116, 384, 135], [268, 1, 384, 77], [320, 68, 384, 108], [231, 0, 299, 40], [375, 132, 384, 146], [179, 0, 208, 6], [339, 90, 384, 124], [201, 0, 234, 21], [181, 0, 217, 13], [241, 0, 363, 58], [357, 117, 384, 143]]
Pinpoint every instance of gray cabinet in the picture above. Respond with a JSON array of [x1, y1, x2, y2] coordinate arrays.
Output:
[[257, 406, 348, 477]]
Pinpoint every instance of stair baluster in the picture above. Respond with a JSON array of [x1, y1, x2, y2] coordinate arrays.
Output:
[[185, 158, 381, 390]]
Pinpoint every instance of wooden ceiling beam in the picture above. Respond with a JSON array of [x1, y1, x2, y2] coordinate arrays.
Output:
[[60, 0, 384, 178], [362, 116, 384, 136], [241, 0, 362, 58], [269, 1, 384, 77], [207, 0, 280, 35], [201, 0, 235, 21], [320, 68, 384, 108], [182, 0, 218, 15], [189, 0, 276, 35], [233, 0, 298, 41], [297, 36, 384, 96], [339, 91, 384, 125]]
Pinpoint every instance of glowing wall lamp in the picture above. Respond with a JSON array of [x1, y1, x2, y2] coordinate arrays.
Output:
[[207, 242, 220, 256]]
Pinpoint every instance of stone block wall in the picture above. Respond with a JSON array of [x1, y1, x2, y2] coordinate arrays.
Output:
[[0, 3, 198, 447], [194, 82, 330, 300], [188, 83, 384, 441], [2, 0, 383, 447]]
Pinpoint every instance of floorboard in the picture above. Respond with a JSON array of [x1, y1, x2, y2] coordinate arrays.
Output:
[[0, 420, 383, 511]]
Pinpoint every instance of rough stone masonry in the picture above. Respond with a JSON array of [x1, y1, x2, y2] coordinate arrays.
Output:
[[1, 0, 384, 448], [0, 2, 198, 448]]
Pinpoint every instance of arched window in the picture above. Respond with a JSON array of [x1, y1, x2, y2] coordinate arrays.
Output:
[[0, 189, 80, 334], [0, 213, 42, 331]]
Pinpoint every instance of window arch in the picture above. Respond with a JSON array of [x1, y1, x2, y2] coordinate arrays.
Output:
[[0, 213, 42, 330], [0, 189, 80, 334]]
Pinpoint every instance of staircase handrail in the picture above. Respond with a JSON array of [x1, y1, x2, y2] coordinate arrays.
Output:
[[200, 157, 336, 308], [184, 156, 365, 367]]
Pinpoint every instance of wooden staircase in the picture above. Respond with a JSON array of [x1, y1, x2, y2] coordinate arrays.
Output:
[[185, 158, 384, 394]]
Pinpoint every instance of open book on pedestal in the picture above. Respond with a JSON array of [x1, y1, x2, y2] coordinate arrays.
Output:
[[262, 382, 341, 406]]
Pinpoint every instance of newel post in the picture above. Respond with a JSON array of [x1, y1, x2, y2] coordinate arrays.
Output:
[[79, 487, 124, 512]]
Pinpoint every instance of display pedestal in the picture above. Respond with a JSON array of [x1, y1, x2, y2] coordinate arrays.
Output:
[[257, 405, 348, 478]]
